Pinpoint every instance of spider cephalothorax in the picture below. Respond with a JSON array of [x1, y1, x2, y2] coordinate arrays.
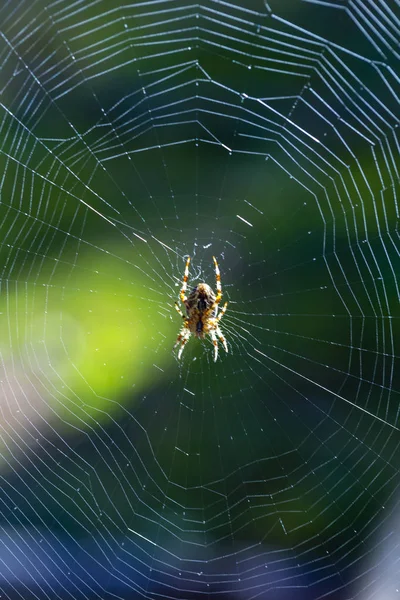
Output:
[[174, 257, 228, 361]]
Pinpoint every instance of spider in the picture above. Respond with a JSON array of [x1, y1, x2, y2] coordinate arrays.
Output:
[[174, 256, 228, 362]]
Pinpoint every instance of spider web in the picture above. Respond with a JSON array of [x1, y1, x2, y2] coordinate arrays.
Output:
[[0, 0, 399, 599]]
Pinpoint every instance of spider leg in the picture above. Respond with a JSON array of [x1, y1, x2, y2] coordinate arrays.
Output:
[[174, 302, 185, 318], [180, 256, 191, 303], [174, 322, 188, 347], [216, 301, 228, 322], [177, 328, 191, 359], [212, 256, 223, 306], [216, 325, 228, 354], [209, 329, 219, 362]]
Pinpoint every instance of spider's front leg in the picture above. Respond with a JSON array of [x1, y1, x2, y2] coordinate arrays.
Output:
[[174, 327, 191, 359], [216, 325, 228, 354], [216, 301, 228, 322]]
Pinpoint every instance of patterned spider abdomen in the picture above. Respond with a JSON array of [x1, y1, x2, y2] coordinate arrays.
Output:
[[185, 283, 217, 338]]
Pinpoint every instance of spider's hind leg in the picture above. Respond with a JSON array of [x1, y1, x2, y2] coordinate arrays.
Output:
[[180, 257, 191, 303], [212, 256, 223, 305], [174, 302, 185, 318]]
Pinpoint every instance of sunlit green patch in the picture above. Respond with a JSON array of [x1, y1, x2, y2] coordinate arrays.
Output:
[[0, 247, 175, 433]]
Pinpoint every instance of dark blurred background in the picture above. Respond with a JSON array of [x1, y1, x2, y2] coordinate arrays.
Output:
[[0, 1, 399, 599]]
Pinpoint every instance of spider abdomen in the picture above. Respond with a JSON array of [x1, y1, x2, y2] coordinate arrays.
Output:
[[186, 283, 216, 314], [185, 283, 216, 338]]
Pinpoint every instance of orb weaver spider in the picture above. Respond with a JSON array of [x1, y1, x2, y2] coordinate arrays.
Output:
[[174, 256, 228, 361]]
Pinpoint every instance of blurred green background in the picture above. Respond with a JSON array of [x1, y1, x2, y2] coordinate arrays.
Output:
[[0, 1, 399, 599]]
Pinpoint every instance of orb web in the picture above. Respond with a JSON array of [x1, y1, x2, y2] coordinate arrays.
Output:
[[0, 1, 399, 599]]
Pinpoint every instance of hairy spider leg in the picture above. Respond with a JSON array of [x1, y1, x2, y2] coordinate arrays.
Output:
[[177, 328, 191, 359], [216, 325, 228, 354], [174, 322, 189, 348], [212, 256, 223, 305], [174, 302, 185, 318], [180, 256, 191, 303], [210, 329, 219, 362], [216, 301, 228, 322]]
